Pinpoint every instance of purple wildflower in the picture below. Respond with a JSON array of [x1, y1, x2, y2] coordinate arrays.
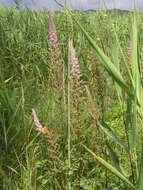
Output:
[[48, 12, 58, 48], [32, 109, 43, 132], [69, 40, 81, 79]]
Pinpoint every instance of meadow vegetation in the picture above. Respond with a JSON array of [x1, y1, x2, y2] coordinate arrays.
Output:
[[0, 6, 143, 189]]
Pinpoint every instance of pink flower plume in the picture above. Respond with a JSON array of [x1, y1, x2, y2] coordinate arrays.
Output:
[[69, 40, 81, 79], [48, 12, 58, 48], [32, 109, 43, 132]]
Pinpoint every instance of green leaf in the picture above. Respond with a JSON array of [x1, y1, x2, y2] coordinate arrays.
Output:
[[131, 11, 143, 114], [130, 94, 138, 149], [111, 43, 122, 100], [113, 29, 134, 90], [107, 143, 124, 174], [138, 142, 143, 190], [99, 121, 129, 153], [132, 12, 139, 99], [81, 144, 135, 189], [124, 97, 138, 149], [125, 98, 132, 132]]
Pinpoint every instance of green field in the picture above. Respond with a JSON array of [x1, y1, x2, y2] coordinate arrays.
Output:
[[0, 6, 143, 190]]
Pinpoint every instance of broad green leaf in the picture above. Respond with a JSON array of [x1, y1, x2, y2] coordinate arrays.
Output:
[[127, 12, 139, 148], [66, 8, 134, 100], [99, 121, 129, 153], [111, 43, 122, 102], [125, 98, 132, 132], [130, 93, 138, 149], [138, 142, 143, 190], [107, 143, 123, 174], [124, 97, 138, 149], [113, 29, 135, 90], [81, 144, 135, 189], [132, 11, 143, 114], [132, 12, 139, 99]]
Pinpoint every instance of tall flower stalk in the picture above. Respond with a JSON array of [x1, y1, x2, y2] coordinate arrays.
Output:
[[69, 40, 87, 189], [68, 40, 71, 190], [48, 12, 66, 142], [69, 40, 84, 135], [48, 12, 63, 88]]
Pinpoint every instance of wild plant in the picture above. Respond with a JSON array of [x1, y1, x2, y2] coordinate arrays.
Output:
[[48, 12, 66, 139], [66, 7, 143, 190], [69, 40, 89, 189], [31, 13, 67, 189]]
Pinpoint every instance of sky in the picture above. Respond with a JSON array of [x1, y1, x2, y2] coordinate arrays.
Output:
[[0, 0, 142, 10]]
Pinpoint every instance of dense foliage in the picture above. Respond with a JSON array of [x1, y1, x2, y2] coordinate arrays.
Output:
[[0, 7, 143, 189]]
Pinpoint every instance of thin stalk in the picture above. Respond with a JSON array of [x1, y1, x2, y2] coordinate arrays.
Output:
[[63, 60, 67, 154], [68, 41, 71, 190]]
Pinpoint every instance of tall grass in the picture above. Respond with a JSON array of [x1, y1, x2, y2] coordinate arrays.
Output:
[[1, 6, 143, 189]]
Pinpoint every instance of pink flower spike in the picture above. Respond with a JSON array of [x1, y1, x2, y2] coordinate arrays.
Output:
[[68, 40, 81, 79], [48, 12, 58, 48], [32, 109, 43, 132], [85, 85, 90, 97]]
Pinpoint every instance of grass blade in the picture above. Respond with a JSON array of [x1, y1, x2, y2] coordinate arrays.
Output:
[[81, 144, 135, 189], [107, 143, 124, 174], [99, 121, 129, 153]]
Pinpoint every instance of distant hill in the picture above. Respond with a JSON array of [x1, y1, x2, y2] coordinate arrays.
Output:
[[85, 9, 133, 15], [54, 9, 133, 15]]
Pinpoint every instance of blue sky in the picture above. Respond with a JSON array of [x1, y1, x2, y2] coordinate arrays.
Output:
[[0, 0, 142, 10]]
